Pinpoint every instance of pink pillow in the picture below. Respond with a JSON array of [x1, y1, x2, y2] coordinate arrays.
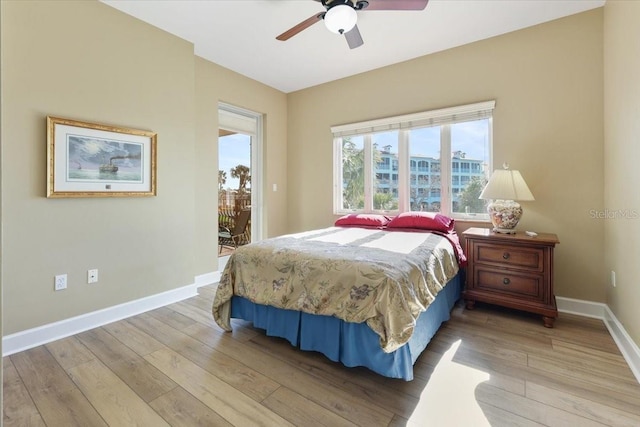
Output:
[[387, 212, 454, 233], [335, 213, 391, 229]]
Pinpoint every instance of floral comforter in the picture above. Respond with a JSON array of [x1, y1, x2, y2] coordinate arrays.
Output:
[[212, 227, 459, 353]]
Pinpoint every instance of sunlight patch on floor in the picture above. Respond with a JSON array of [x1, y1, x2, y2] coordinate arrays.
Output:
[[408, 340, 491, 426]]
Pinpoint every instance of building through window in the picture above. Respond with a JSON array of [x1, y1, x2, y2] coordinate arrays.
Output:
[[333, 101, 494, 218]]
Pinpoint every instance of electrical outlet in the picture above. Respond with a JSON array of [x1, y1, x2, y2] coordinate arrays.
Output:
[[88, 269, 98, 284], [54, 274, 67, 291], [611, 270, 616, 288]]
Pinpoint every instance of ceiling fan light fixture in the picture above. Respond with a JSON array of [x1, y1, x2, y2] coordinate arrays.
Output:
[[324, 4, 357, 34]]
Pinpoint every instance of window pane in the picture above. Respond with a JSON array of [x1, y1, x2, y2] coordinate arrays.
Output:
[[341, 136, 365, 210], [451, 119, 490, 215], [408, 127, 440, 212], [372, 132, 399, 211]]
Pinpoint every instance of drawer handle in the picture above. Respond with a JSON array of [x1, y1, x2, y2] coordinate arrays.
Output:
[[502, 252, 510, 260], [503, 278, 511, 285]]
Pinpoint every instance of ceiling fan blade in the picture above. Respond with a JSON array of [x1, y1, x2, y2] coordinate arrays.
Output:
[[276, 13, 325, 41], [364, 0, 429, 11], [345, 25, 364, 49]]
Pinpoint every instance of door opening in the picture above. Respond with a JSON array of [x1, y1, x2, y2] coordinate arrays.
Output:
[[218, 104, 262, 257]]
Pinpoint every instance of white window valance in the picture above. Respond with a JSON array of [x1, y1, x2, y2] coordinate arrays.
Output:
[[330, 100, 496, 138]]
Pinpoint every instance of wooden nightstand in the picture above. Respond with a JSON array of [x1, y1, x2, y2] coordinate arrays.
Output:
[[462, 227, 560, 327]]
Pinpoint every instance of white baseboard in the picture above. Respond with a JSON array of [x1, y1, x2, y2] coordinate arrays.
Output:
[[556, 296, 607, 319], [603, 305, 640, 383], [3, 282, 198, 357], [218, 255, 230, 273], [556, 296, 640, 384], [193, 258, 229, 289], [195, 271, 220, 288]]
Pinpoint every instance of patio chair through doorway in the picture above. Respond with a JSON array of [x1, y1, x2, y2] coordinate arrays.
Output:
[[218, 208, 251, 253]]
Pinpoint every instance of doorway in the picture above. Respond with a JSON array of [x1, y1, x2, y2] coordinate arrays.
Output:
[[218, 103, 263, 257]]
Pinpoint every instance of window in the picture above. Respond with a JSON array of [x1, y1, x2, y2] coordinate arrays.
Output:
[[378, 157, 390, 169], [333, 101, 494, 218]]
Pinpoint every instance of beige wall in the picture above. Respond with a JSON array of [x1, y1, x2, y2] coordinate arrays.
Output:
[[1, 0, 288, 335], [194, 58, 288, 276], [1, 0, 197, 334], [287, 10, 605, 302], [604, 1, 640, 345]]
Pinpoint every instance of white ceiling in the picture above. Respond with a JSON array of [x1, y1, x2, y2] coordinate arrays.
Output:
[[102, 0, 605, 93]]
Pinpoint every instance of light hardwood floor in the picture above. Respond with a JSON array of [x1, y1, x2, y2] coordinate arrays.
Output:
[[4, 285, 640, 426]]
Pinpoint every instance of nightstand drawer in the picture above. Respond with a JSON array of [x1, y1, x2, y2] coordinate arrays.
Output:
[[475, 268, 542, 299], [475, 243, 543, 272]]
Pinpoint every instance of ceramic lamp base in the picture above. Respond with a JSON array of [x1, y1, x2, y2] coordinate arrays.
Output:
[[492, 227, 517, 234], [487, 199, 523, 233]]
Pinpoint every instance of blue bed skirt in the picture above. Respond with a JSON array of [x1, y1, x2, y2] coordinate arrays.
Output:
[[230, 273, 461, 381]]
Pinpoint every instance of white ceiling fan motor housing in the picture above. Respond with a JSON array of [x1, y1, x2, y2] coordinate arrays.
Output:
[[324, 4, 357, 34]]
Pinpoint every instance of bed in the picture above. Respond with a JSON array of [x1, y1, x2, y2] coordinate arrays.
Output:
[[212, 213, 465, 380]]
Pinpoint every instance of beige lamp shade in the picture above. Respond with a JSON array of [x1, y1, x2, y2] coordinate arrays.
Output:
[[479, 169, 535, 201]]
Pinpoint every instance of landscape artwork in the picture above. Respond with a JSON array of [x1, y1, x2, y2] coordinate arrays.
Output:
[[67, 136, 143, 183], [47, 116, 156, 198]]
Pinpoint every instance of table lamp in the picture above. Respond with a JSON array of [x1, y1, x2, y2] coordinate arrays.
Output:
[[479, 164, 535, 233]]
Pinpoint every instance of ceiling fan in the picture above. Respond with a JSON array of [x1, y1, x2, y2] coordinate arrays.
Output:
[[276, 0, 429, 49]]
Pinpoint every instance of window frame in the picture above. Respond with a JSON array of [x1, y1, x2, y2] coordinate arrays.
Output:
[[333, 101, 494, 219]]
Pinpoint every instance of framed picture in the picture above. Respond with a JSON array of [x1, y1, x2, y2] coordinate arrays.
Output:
[[47, 116, 157, 198]]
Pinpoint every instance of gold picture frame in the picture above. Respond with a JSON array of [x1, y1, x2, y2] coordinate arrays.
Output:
[[47, 116, 157, 198]]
